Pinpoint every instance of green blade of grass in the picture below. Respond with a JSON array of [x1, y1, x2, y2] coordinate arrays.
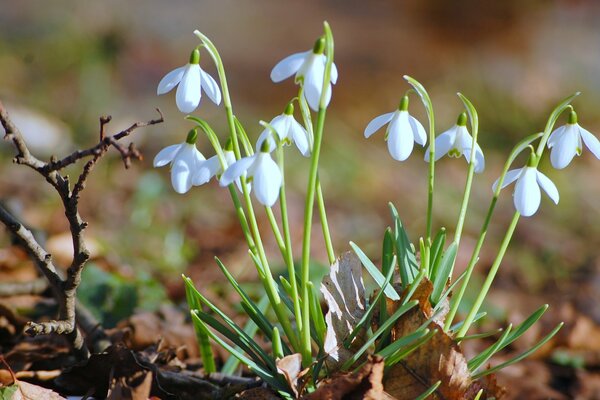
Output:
[[414, 380, 441, 400], [467, 324, 513, 371], [389, 203, 419, 287], [428, 227, 447, 279], [341, 300, 419, 370], [473, 323, 563, 379], [345, 255, 397, 346], [385, 328, 437, 367], [430, 242, 457, 305], [467, 304, 549, 370], [350, 241, 400, 300], [191, 311, 287, 392], [377, 328, 431, 358], [221, 295, 270, 375]]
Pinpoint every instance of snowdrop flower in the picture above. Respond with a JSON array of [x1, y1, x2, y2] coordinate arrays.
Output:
[[153, 129, 206, 194], [364, 96, 426, 161], [194, 140, 248, 192], [547, 110, 600, 169], [157, 48, 222, 114], [220, 140, 282, 206], [492, 159, 559, 217], [425, 112, 485, 173], [270, 37, 338, 111], [257, 103, 310, 157]]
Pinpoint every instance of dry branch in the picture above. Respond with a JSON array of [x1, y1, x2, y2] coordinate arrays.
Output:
[[0, 100, 163, 359]]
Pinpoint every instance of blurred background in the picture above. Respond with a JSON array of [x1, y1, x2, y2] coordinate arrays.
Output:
[[1, 0, 600, 378]]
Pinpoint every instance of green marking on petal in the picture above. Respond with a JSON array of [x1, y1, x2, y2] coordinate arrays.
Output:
[[449, 148, 461, 158]]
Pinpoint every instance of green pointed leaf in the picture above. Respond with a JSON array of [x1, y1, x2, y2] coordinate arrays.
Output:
[[415, 380, 441, 400], [350, 242, 400, 300], [429, 227, 447, 279], [473, 323, 563, 378], [341, 300, 418, 370], [430, 242, 457, 304], [389, 203, 419, 287]]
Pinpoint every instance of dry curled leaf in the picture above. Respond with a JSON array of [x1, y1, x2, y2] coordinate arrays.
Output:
[[276, 353, 304, 398], [10, 380, 66, 400], [384, 278, 504, 400], [320, 251, 367, 371], [305, 356, 394, 400]]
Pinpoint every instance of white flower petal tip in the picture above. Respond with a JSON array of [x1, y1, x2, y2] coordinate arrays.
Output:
[[157, 58, 221, 113], [548, 122, 600, 169], [154, 142, 205, 194], [365, 110, 426, 162], [222, 152, 282, 206], [496, 166, 559, 217], [270, 49, 337, 111]]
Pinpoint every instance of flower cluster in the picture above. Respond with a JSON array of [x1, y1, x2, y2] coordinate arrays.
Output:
[[153, 40, 319, 206]]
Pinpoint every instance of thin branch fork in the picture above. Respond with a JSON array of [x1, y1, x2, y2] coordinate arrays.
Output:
[[0, 100, 163, 359]]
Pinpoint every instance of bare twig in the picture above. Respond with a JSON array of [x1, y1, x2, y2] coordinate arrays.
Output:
[[0, 100, 163, 359]]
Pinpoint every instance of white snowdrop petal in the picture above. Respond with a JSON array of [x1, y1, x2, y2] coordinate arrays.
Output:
[[426, 128, 456, 162], [364, 112, 395, 138], [270, 115, 290, 141], [550, 127, 579, 169], [253, 154, 282, 206], [514, 168, 541, 217], [193, 155, 221, 186], [256, 129, 277, 153], [270, 51, 308, 82], [199, 69, 222, 105], [387, 112, 414, 161], [492, 168, 522, 192], [330, 62, 338, 84], [579, 126, 600, 160], [536, 170, 559, 205], [473, 143, 486, 173], [176, 64, 202, 113], [547, 125, 565, 148], [153, 144, 182, 167], [290, 119, 310, 157], [303, 58, 326, 111], [170, 147, 196, 194], [157, 66, 186, 95], [220, 156, 255, 187], [409, 115, 427, 146]]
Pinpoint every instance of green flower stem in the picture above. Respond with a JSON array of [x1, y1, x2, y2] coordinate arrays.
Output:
[[444, 131, 544, 332], [297, 85, 334, 267], [195, 30, 299, 351], [451, 93, 578, 336], [241, 179, 300, 351], [265, 207, 286, 257], [456, 211, 520, 338], [277, 144, 303, 334], [300, 22, 335, 366], [453, 95, 479, 247], [404, 76, 436, 245], [193, 30, 242, 160], [316, 177, 335, 265], [189, 117, 256, 252]]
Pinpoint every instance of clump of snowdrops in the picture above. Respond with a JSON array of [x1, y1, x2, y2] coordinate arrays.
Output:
[[152, 22, 600, 398]]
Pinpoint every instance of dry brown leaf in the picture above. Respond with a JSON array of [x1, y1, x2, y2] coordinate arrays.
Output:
[[384, 278, 504, 400], [320, 251, 367, 371], [305, 356, 394, 400], [10, 380, 66, 400], [276, 353, 303, 397], [236, 387, 281, 399]]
